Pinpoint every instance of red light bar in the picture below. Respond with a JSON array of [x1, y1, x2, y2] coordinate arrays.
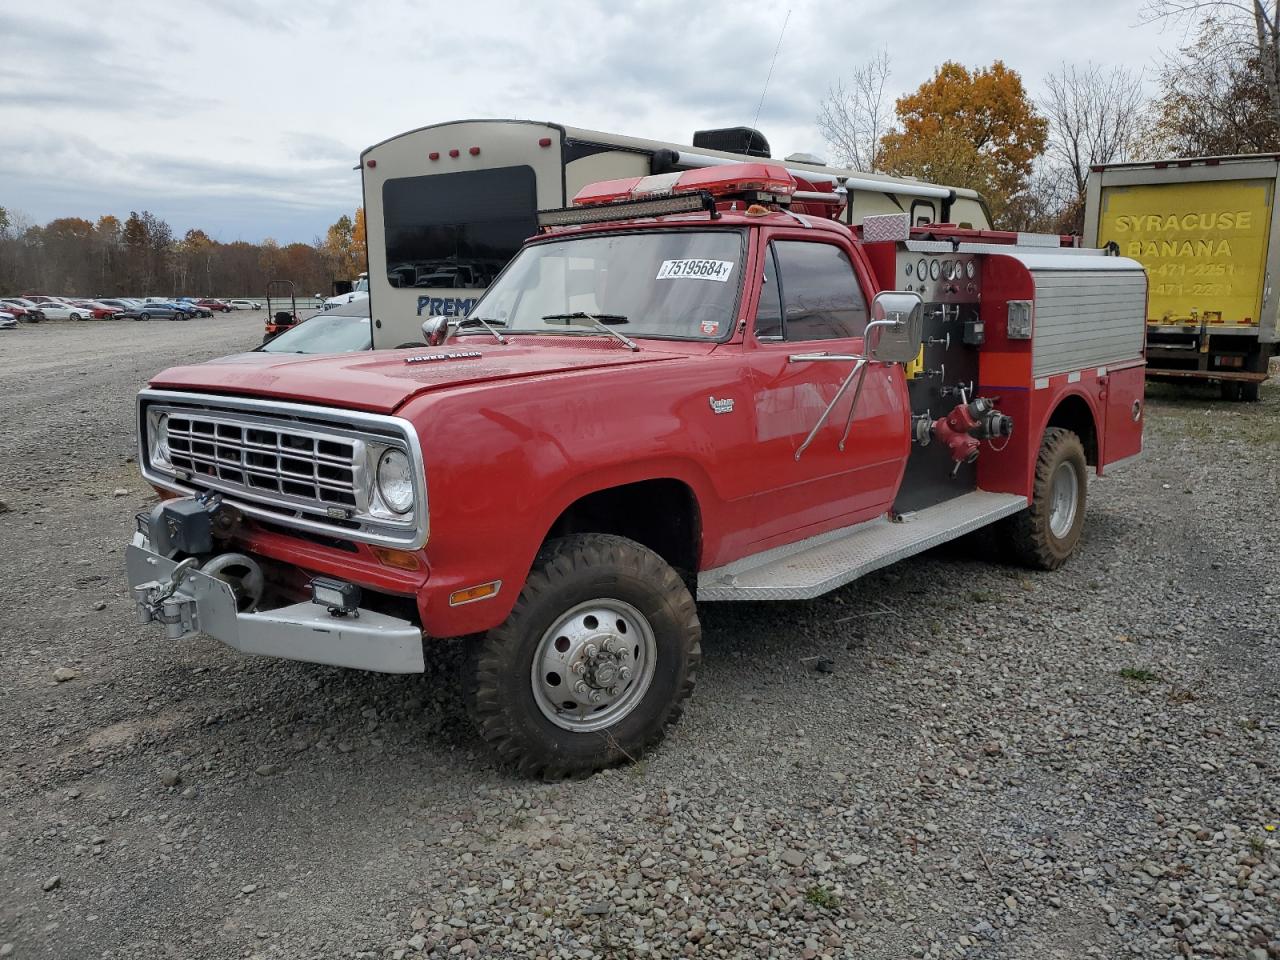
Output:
[[572, 162, 796, 206]]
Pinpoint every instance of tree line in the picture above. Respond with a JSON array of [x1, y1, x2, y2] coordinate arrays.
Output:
[[816, 2, 1280, 232], [0, 206, 366, 298]]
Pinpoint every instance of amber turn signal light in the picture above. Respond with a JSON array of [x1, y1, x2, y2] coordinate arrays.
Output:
[[371, 547, 422, 571], [449, 581, 501, 606]]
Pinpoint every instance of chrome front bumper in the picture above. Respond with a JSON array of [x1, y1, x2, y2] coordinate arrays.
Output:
[[126, 537, 425, 674]]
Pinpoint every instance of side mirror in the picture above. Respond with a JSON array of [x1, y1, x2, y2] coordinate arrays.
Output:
[[867, 291, 924, 364], [421, 315, 450, 346]]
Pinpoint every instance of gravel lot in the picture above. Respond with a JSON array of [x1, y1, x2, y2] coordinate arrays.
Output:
[[0, 317, 1276, 960]]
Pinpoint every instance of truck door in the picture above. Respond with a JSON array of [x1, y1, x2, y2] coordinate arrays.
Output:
[[744, 238, 910, 547]]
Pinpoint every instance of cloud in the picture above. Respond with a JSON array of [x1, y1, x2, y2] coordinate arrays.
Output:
[[3, 0, 1172, 240]]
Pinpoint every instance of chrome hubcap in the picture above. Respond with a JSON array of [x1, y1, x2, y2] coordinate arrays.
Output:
[[531, 599, 656, 732], [1048, 460, 1079, 539]]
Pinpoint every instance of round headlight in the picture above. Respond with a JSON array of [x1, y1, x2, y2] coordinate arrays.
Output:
[[376, 448, 414, 515]]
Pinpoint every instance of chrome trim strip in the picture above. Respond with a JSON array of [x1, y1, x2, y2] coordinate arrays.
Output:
[[137, 389, 428, 549]]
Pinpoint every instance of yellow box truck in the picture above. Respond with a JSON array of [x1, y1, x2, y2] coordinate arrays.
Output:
[[1084, 155, 1280, 401]]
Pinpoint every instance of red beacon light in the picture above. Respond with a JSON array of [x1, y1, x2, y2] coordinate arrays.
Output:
[[572, 162, 797, 206], [540, 162, 798, 229]]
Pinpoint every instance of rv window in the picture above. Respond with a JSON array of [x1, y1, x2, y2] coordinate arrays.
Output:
[[382, 166, 538, 289]]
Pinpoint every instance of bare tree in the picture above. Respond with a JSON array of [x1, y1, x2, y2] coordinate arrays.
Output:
[[816, 49, 893, 171], [1040, 62, 1148, 222], [1142, 1, 1280, 129]]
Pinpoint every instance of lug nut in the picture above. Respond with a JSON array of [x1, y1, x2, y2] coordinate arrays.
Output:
[[571, 661, 585, 675], [574, 680, 589, 695], [584, 643, 598, 659], [619, 667, 632, 682], [588, 690, 602, 704]]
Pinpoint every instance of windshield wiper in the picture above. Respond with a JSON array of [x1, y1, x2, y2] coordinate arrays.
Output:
[[540, 312, 638, 351], [454, 315, 508, 345]]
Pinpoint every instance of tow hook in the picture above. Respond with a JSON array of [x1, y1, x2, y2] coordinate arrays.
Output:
[[133, 557, 200, 640]]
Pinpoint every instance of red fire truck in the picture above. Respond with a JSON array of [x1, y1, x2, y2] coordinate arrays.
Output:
[[127, 162, 1147, 777]]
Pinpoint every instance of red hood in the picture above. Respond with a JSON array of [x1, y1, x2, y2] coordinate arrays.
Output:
[[148, 341, 694, 414]]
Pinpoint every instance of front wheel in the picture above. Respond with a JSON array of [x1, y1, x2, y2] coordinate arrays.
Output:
[[995, 427, 1087, 570], [467, 533, 700, 779]]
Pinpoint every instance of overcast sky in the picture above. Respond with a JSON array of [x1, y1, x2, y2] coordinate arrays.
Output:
[[2, 0, 1186, 243]]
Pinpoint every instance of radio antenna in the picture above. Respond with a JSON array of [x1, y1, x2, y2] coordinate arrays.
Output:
[[751, 8, 792, 134]]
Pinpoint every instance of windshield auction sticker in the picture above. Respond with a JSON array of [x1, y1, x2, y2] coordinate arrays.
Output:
[[655, 259, 735, 282]]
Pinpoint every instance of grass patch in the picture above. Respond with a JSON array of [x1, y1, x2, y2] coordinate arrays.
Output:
[[1119, 667, 1161, 683], [967, 590, 995, 604], [1250, 837, 1267, 855], [1166, 686, 1198, 704], [804, 885, 840, 910]]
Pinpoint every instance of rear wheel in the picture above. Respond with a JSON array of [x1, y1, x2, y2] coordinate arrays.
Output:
[[996, 427, 1088, 570], [467, 533, 700, 779]]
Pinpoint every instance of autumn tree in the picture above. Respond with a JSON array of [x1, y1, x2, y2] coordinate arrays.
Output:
[[878, 61, 1048, 220], [816, 49, 893, 170], [178, 228, 215, 294], [352, 206, 367, 268]]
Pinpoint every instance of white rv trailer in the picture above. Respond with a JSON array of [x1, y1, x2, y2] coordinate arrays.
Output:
[[360, 119, 993, 348]]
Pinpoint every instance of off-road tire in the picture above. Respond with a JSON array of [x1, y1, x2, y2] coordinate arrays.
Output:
[[466, 533, 700, 779], [996, 427, 1087, 570]]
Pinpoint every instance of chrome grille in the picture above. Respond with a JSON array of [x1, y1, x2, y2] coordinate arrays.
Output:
[[166, 414, 360, 511], [138, 390, 428, 550]]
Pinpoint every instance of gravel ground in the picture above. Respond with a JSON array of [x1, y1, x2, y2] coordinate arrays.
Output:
[[0, 317, 1276, 960]]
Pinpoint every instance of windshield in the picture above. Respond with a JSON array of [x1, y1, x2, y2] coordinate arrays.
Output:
[[259, 314, 372, 354], [470, 230, 745, 340]]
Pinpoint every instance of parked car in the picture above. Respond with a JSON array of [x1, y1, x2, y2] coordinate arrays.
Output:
[[33, 302, 92, 321], [258, 302, 373, 354], [136, 302, 187, 321], [0, 298, 44, 322], [0, 311, 17, 330], [75, 300, 124, 320], [170, 301, 209, 319], [227, 299, 262, 310], [195, 298, 233, 313]]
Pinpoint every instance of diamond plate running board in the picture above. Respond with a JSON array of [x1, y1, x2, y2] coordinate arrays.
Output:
[[697, 491, 1028, 601]]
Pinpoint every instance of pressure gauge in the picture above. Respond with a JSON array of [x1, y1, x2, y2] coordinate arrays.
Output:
[[945, 260, 958, 280], [917, 259, 928, 280], [905, 262, 914, 278], [929, 259, 940, 281], [965, 261, 976, 279]]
